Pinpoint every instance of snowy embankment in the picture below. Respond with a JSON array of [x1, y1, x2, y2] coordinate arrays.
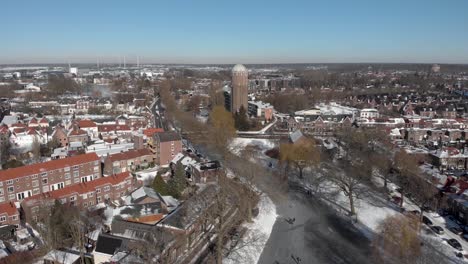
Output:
[[223, 194, 277, 264], [226, 137, 278, 264], [228, 138, 276, 156]]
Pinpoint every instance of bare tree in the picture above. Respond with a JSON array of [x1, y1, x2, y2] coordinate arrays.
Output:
[[31, 135, 41, 162]]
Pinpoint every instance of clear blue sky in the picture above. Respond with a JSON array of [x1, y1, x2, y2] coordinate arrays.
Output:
[[1, 0, 467, 64]]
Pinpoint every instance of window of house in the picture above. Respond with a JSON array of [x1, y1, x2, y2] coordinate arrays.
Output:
[[83, 202, 88, 207], [104, 186, 110, 192], [96, 188, 101, 194], [65, 173, 70, 179], [97, 197, 101, 203], [42, 179, 48, 184], [60, 198, 66, 204], [64, 167, 70, 172], [6, 180, 13, 185], [7, 186, 14, 193], [73, 171, 79, 177], [40, 172, 47, 177], [0, 197, 4, 203], [32, 180, 39, 187], [73, 165, 79, 170], [0, 216, 5, 222], [33, 188, 40, 195], [8, 194, 15, 200], [12, 215, 17, 220], [70, 196, 76, 201], [0, 182, 2, 187], [32, 174, 38, 179]]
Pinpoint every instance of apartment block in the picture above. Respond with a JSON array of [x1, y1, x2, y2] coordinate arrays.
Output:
[[0, 153, 101, 204], [21, 171, 137, 223]]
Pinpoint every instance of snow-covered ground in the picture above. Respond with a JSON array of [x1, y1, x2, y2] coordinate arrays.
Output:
[[135, 167, 160, 186], [226, 137, 279, 264], [223, 194, 277, 264], [228, 138, 276, 156]]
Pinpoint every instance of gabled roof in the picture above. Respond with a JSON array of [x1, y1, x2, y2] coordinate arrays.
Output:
[[143, 128, 164, 137], [23, 172, 132, 204], [29, 118, 37, 124], [107, 149, 153, 162], [95, 234, 129, 255], [39, 117, 48, 124], [0, 202, 18, 216], [154, 131, 181, 143], [68, 128, 87, 136], [0, 153, 99, 181], [98, 124, 131, 133], [77, 119, 97, 128]]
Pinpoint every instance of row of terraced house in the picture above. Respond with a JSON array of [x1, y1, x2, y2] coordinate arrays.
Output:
[[0, 153, 140, 227]]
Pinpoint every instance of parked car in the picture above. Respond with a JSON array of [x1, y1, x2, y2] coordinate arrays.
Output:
[[449, 226, 463, 235], [462, 234, 468, 242], [411, 210, 421, 215], [448, 216, 463, 226], [422, 216, 433, 226], [448, 239, 463, 251], [431, 226, 444, 234], [438, 209, 449, 216], [422, 205, 433, 212]]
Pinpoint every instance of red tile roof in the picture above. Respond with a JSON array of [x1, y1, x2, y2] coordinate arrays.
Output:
[[29, 118, 37, 124], [23, 172, 132, 202], [0, 153, 99, 181], [143, 128, 164, 137], [10, 123, 27, 128], [77, 119, 97, 128], [125, 214, 164, 224], [68, 128, 87, 136], [39, 117, 49, 124], [12, 128, 26, 134], [98, 125, 131, 133], [0, 202, 18, 216], [108, 149, 153, 162], [0, 126, 9, 134]]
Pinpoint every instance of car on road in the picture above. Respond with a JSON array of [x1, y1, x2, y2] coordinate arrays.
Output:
[[449, 226, 463, 235], [448, 238, 463, 251], [430, 226, 444, 234], [422, 216, 433, 226]]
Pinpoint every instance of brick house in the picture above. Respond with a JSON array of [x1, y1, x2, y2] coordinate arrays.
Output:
[[103, 149, 155, 176], [190, 161, 221, 184], [0, 202, 20, 227], [98, 124, 132, 139], [21, 171, 137, 223], [0, 153, 101, 204], [430, 147, 468, 171], [75, 119, 98, 139], [51, 125, 69, 147], [67, 127, 89, 146], [152, 132, 183, 166], [0, 125, 10, 153]]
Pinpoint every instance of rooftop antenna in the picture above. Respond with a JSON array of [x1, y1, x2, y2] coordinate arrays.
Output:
[[123, 56, 126, 69]]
